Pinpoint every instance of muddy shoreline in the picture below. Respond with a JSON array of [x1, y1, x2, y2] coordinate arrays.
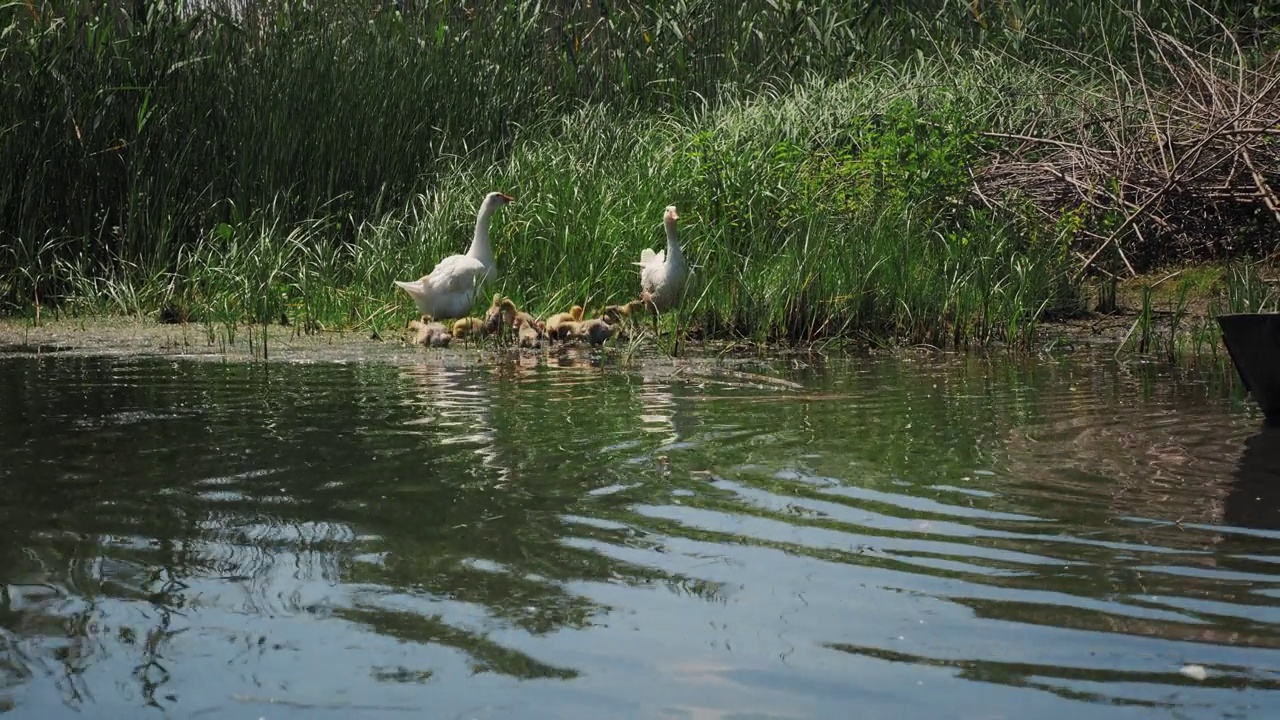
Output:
[[0, 307, 1190, 365], [2, 264, 1252, 366], [0, 317, 839, 379]]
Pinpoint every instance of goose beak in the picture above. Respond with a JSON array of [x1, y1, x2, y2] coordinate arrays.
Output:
[[500, 193, 516, 203]]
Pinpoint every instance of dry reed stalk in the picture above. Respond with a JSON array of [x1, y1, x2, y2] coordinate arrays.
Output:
[[972, 23, 1280, 276]]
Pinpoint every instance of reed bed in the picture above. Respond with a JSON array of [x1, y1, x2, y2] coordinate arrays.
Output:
[[2, 0, 1276, 351], [974, 20, 1280, 277]]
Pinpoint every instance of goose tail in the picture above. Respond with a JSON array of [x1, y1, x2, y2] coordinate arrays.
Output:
[[393, 279, 427, 297]]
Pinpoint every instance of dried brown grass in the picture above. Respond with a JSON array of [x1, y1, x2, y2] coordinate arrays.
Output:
[[973, 19, 1280, 277]]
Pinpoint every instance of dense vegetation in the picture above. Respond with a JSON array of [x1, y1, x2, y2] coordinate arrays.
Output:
[[2, 0, 1278, 349]]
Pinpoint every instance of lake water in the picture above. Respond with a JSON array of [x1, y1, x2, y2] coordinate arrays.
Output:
[[1, 348, 1278, 719]]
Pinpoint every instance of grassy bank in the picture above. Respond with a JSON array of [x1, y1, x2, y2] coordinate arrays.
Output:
[[2, 1, 1278, 354]]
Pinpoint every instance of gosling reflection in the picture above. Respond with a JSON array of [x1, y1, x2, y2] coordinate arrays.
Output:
[[374, 360, 726, 674]]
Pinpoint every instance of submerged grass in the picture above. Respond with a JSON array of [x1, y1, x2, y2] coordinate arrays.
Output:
[[2, 1, 1277, 353], [1103, 261, 1277, 370]]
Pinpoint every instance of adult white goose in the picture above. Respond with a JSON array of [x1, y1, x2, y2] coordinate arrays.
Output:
[[635, 205, 689, 312], [394, 191, 514, 320]]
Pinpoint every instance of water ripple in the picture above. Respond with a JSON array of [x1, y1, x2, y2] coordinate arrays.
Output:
[[0, 353, 1277, 718]]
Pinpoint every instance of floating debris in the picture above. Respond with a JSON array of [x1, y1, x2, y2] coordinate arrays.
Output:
[[1179, 664, 1208, 681]]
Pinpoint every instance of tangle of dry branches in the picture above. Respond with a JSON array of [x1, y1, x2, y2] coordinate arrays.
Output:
[[973, 23, 1280, 277]]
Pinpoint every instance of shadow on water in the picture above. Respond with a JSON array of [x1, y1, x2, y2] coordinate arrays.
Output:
[[1225, 426, 1280, 531], [0, 350, 1279, 719], [829, 418, 1280, 710]]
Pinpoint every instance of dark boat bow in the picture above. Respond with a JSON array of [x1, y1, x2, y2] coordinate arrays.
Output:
[[1218, 312, 1280, 425]]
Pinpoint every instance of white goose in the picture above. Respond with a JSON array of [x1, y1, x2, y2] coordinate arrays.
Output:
[[635, 205, 689, 312], [394, 191, 514, 320]]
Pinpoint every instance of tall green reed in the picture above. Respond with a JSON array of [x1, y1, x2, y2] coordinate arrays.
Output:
[[1, 0, 1273, 349], [3, 0, 1270, 296], [147, 59, 1085, 348]]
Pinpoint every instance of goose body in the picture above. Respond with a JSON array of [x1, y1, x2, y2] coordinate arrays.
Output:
[[394, 191, 513, 320], [635, 205, 689, 312]]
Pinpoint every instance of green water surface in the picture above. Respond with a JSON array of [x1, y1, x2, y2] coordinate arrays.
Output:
[[1, 349, 1277, 719]]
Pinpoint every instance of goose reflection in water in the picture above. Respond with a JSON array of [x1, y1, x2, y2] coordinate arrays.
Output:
[[639, 374, 679, 449], [1223, 426, 1280, 530], [636, 369, 700, 457], [398, 362, 510, 487]]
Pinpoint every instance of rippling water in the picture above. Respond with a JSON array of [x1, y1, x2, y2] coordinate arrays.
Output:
[[1, 349, 1278, 719]]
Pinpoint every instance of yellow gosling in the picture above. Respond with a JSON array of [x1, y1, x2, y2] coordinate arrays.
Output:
[[452, 316, 486, 340], [602, 299, 645, 321], [405, 319, 452, 347], [545, 304, 585, 343], [515, 316, 546, 349], [572, 317, 616, 347]]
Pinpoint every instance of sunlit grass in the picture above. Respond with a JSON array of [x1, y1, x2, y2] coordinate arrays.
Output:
[[1, 0, 1273, 352], [96, 59, 1086, 350]]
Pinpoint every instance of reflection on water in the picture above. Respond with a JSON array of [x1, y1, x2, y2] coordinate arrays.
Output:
[[1226, 428, 1280, 531], [0, 351, 1278, 719]]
